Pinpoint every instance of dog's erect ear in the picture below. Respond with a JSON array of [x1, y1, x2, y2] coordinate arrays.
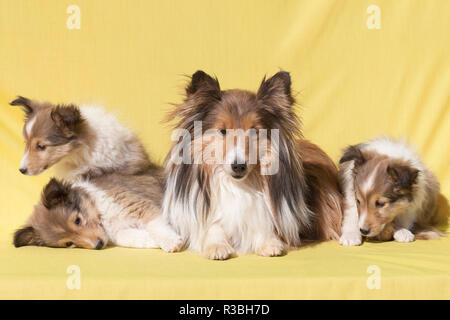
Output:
[[257, 71, 294, 110], [42, 178, 70, 209], [166, 70, 221, 127], [50, 105, 83, 137], [387, 165, 419, 189], [186, 70, 221, 98], [10, 96, 34, 116], [339, 145, 366, 167], [13, 226, 41, 247]]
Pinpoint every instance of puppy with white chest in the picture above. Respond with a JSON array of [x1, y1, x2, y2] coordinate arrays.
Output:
[[14, 172, 183, 251], [10, 96, 151, 179], [11, 96, 182, 252], [338, 137, 444, 245]]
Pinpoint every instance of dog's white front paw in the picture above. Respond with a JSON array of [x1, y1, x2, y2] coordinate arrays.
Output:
[[394, 229, 415, 243], [203, 243, 234, 260], [159, 234, 183, 253], [339, 232, 362, 246], [256, 239, 285, 257]]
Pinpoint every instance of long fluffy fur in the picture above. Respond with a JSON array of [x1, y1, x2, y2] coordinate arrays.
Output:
[[11, 96, 152, 180], [338, 137, 444, 245], [14, 171, 182, 251], [162, 70, 342, 259]]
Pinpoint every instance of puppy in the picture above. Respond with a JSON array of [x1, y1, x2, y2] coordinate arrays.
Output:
[[338, 137, 444, 245], [162, 70, 342, 259], [10, 96, 151, 179], [14, 171, 182, 251]]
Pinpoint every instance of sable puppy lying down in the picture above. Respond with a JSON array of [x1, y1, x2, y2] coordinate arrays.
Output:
[[338, 137, 445, 245], [11, 95, 180, 251], [14, 170, 182, 251]]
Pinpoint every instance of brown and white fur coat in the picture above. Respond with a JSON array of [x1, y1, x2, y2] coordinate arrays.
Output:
[[12, 96, 181, 251], [162, 70, 342, 260], [14, 171, 182, 251], [339, 137, 444, 245], [11, 96, 151, 179]]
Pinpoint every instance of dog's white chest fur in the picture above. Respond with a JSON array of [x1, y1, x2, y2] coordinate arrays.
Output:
[[211, 174, 275, 253], [167, 170, 278, 255]]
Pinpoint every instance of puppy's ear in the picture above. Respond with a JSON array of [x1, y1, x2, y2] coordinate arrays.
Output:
[[50, 105, 83, 137], [185, 70, 221, 98], [387, 165, 419, 189], [339, 145, 366, 166], [10, 96, 34, 116], [257, 71, 294, 111], [42, 178, 70, 209], [13, 226, 41, 247]]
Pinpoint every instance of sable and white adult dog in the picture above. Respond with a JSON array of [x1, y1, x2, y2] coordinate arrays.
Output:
[[10, 96, 151, 179], [14, 172, 182, 251], [162, 70, 342, 260], [338, 137, 445, 245]]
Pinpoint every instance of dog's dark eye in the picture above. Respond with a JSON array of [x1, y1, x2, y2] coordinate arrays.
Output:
[[74, 217, 81, 226], [36, 144, 46, 151], [219, 129, 227, 135], [375, 200, 386, 208], [66, 242, 73, 247], [356, 199, 360, 205]]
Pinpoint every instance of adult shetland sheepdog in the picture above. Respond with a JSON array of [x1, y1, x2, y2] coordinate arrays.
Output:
[[10, 96, 151, 179], [338, 137, 445, 246], [162, 70, 342, 260], [14, 171, 182, 251]]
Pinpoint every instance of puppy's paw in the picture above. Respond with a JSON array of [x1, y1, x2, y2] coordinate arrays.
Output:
[[339, 232, 362, 246], [376, 223, 395, 241], [256, 239, 285, 257], [160, 235, 183, 253], [394, 229, 415, 243], [203, 243, 234, 260]]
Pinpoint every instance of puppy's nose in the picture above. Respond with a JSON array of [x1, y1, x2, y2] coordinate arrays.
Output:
[[95, 238, 105, 250], [360, 228, 370, 236], [231, 162, 247, 176], [19, 168, 27, 174]]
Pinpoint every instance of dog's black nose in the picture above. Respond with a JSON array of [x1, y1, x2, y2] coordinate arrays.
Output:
[[19, 168, 27, 174], [360, 228, 370, 235], [95, 239, 104, 250], [231, 162, 247, 176]]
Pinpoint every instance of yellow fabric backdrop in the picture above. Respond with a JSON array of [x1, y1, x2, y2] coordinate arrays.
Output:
[[0, 0, 448, 299]]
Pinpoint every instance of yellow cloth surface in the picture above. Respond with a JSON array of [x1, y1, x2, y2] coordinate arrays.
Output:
[[0, 0, 449, 299]]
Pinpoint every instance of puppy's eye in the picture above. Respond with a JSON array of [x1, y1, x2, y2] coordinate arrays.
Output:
[[375, 200, 386, 208], [36, 144, 46, 151], [219, 129, 227, 135], [356, 199, 360, 205], [66, 242, 73, 247], [75, 217, 81, 226]]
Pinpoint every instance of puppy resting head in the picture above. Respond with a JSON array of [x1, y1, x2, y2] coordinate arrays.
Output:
[[353, 156, 419, 237], [14, 178, 107, 249]]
